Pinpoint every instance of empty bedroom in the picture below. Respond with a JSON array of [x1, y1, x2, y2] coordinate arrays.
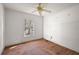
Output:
[[0, 3, 79, 55]]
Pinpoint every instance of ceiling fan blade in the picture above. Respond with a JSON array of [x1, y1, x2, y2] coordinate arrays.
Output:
[[32, 10, 37, 13], [43, 9, 51, 13]]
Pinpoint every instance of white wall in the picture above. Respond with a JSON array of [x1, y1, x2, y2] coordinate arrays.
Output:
[[5, 8, 43, 46], [44, 5, 79, 52], [0, 4, 4, 54]]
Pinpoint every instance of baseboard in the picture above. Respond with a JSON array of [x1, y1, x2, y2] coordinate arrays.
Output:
[[44, 38, 79, 54], [5, 38, 43, 48]]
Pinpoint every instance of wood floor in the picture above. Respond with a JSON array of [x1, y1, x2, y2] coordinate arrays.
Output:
[[2, 39, 79, 55]]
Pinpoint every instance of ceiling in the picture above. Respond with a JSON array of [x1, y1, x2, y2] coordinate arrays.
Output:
[[3, 3, 79, 16]]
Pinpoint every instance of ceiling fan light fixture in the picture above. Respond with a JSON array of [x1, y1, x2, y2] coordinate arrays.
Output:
[[32, 3, 51, 16]]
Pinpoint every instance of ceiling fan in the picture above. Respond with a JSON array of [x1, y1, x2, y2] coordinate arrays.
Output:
[[32, 3, 51, 16]]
